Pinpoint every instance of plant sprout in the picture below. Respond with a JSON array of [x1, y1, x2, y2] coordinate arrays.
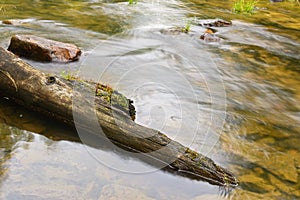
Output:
[[128, 0, 138, 5], [233, 0, 258, 14]]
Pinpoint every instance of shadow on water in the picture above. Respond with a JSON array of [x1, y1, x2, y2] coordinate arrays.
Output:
[[0, 98, 233, 199], [0, 0, 300, 199]]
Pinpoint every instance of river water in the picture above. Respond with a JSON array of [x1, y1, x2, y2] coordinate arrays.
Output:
[[0, 0, 299, 199]]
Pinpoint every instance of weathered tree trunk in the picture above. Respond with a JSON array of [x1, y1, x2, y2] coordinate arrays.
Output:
[[0, 47, 238, 187]]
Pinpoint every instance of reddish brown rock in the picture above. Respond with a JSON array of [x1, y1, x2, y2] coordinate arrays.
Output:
[[200, 29, 221, 42], [8, 34, 81, 62], [2, 20, 13, 25]]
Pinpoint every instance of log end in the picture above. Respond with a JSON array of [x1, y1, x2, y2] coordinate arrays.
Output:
[[172, 148, 239, 187]]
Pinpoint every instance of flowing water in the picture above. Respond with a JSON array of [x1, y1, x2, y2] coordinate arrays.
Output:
[[0, 0, 299, 199]]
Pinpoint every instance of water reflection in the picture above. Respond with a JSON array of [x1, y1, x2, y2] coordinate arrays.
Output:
[[0, 98, 226, 199], [0, 0, 300, 199]]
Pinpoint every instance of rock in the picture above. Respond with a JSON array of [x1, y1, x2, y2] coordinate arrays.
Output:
[[2, 20, 13, 25], [160, 27, 189, 35], [197, 19, 232, 27], [7, 35, 81, 62], [98, 184, 154, 200], [200, 29, 221, 42]]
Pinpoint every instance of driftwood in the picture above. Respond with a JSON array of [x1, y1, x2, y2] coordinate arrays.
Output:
[[0, 47, 238, 187]]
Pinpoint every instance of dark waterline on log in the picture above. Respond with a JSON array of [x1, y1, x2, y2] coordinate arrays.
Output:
[[0, 0, 299, 199]]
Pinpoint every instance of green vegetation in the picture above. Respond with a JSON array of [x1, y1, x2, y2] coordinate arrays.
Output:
[[182, 20, 191, 33], [233, 0, 257, 14], [185, 148, 199, 160], [128, 0, 138, 5], [60, 69, 77, 81], [95, 83, 131, 116], [95, 83, 113, 103]]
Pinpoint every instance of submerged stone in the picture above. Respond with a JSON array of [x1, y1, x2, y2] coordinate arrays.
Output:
[[259, 153, 298, 183], [160, 27, 190, 35], [239, 174, 275, 193], [200, 29, 221, 42], [2, 20, 13, 25], [269, 174, 300, 198], [8, 34, 81, 62], [234, 189, 281, 199], [197, 19, 232, 27]]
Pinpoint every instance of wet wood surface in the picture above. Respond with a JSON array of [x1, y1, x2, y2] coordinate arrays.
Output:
[[0, 47, 238, 187]]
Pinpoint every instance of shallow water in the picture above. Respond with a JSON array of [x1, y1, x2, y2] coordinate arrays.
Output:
[[0, 0, 299, 199]]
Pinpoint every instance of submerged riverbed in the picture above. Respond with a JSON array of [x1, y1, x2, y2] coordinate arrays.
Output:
[[0, 0, 299, 199]]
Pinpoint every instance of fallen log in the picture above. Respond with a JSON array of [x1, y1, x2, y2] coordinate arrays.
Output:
[[0, 47, 238, 187]]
